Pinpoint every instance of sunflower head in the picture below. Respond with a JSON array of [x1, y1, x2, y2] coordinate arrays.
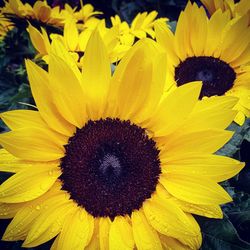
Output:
[[201, 0, 250, 24], [154, 2, 250, 125], [0, 31, 245, 249]]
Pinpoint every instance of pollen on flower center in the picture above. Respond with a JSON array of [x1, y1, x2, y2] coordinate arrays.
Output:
[[175, 56, 236, 98], [59, 118, 161, 219]]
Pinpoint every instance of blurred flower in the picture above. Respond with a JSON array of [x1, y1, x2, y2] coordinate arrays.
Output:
[[0, 13, 14, 40], [0, 0, 101, 28], [111, 11, 168, 45], [201, 0, 250, 24], [27, 19, 131, 65], [155, 2, 250, 125]]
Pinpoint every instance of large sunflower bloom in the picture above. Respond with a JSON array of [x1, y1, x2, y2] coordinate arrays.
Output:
[[0, 33, 244, 249], [155, 2, 250, 125], [201, 0, 250, 24]]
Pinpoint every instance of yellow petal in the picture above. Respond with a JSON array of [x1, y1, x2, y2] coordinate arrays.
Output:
[[160, 173, 232, 205], [156, 183, 223, 219], [0, 202, 24, 219], [49, 54, 87, 128], [64, 19, 78, 51], [50, 38, 82, 83], [57, 208, 94, 250], [2, 184, 63, 241], [179, 214, 201, 249], [27, 24, 47, 54], [109, 216, 134, 250], [220, 15, 249, 63], [162, 153, 244, 182], [131, 209, 162, 250], [109, 39, 164, 120], [189, 4, 207, 56], [143, 196, 197, 239], [0, 110, 47, 130], [86, 218, 100, 250], [159, 129, 233, 155], [25, 59, 75, 136], [0, 165, 60, 203], [99, 217, 111, 250], [82, 29, 111, 119], [173, 198, 223, 219], [0, 127, 65, 161], [148, 81, 201, 136], [23, 199, 75, 247], [159, 234, 191, 250], [205, 10, 230, 55], [154, 22, 179, 66]]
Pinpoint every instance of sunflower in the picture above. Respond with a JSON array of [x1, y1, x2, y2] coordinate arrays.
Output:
[[201, 0, 250, 24], [1, 0, 65, 26], [0, 32, 244, 249], [0, 0, 100, 28], [111, 11, 168, 44], [27, 19, 131, 65], [154, 2, 250, 125], [0, 13, 13, 40]]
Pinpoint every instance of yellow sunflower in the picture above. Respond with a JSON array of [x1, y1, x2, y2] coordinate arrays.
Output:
[[28, 20, 133, 65], [154, 2, 250, 125], [1, 0, 65, 26], [111, 11, 168, 44], [0, 32, 244, 249], [201, 0, 250, 24], [0, 13, 13, 40], [0, 0, 100, 28]]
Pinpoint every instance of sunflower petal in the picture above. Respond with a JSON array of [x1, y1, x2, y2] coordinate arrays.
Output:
[[179, 214, 201, 249], [23, 199, 75, 247], [109, 39, 163, 121], [0, 128, 65, 161], [159, 234, 190, 250], [143, 196, 197, 239], [2, 184, 62, 241], [82, 29, 111, 119], [0, 110, 47, 130], [162, 153, 244, 182], [159, 129, 233, 155], [57, 208, 94, 250], [25, 60, 75, 136], [0, 202, 24, 219], [86, 218, 100, 250], [49, 54, 87, 128], [148, 82, 201, 136], [173, 198, 223, 219], [109, 216, 134, 250], [99, 217, 111, 250], [131, 209, 162, 250], [160, 173, 232, 205], [0, 165, 60, 203]]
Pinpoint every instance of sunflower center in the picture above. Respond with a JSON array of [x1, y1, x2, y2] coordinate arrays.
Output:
[[59, 118, 161, 218], [175, 56, 236, 98]]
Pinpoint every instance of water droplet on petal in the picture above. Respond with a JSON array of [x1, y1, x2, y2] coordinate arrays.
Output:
[[35, 205, 41, 210]]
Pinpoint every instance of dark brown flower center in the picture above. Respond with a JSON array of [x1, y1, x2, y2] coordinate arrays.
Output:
[[175, 56, 236, 99], [59, 118, 161, 219]]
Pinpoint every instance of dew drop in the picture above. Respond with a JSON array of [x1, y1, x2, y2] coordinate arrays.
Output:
[[35, 205, 41, 210], [48, 170, 54, 176]]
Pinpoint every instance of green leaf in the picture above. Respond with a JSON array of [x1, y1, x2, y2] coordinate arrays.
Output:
[[198, 215, 250, 250]]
